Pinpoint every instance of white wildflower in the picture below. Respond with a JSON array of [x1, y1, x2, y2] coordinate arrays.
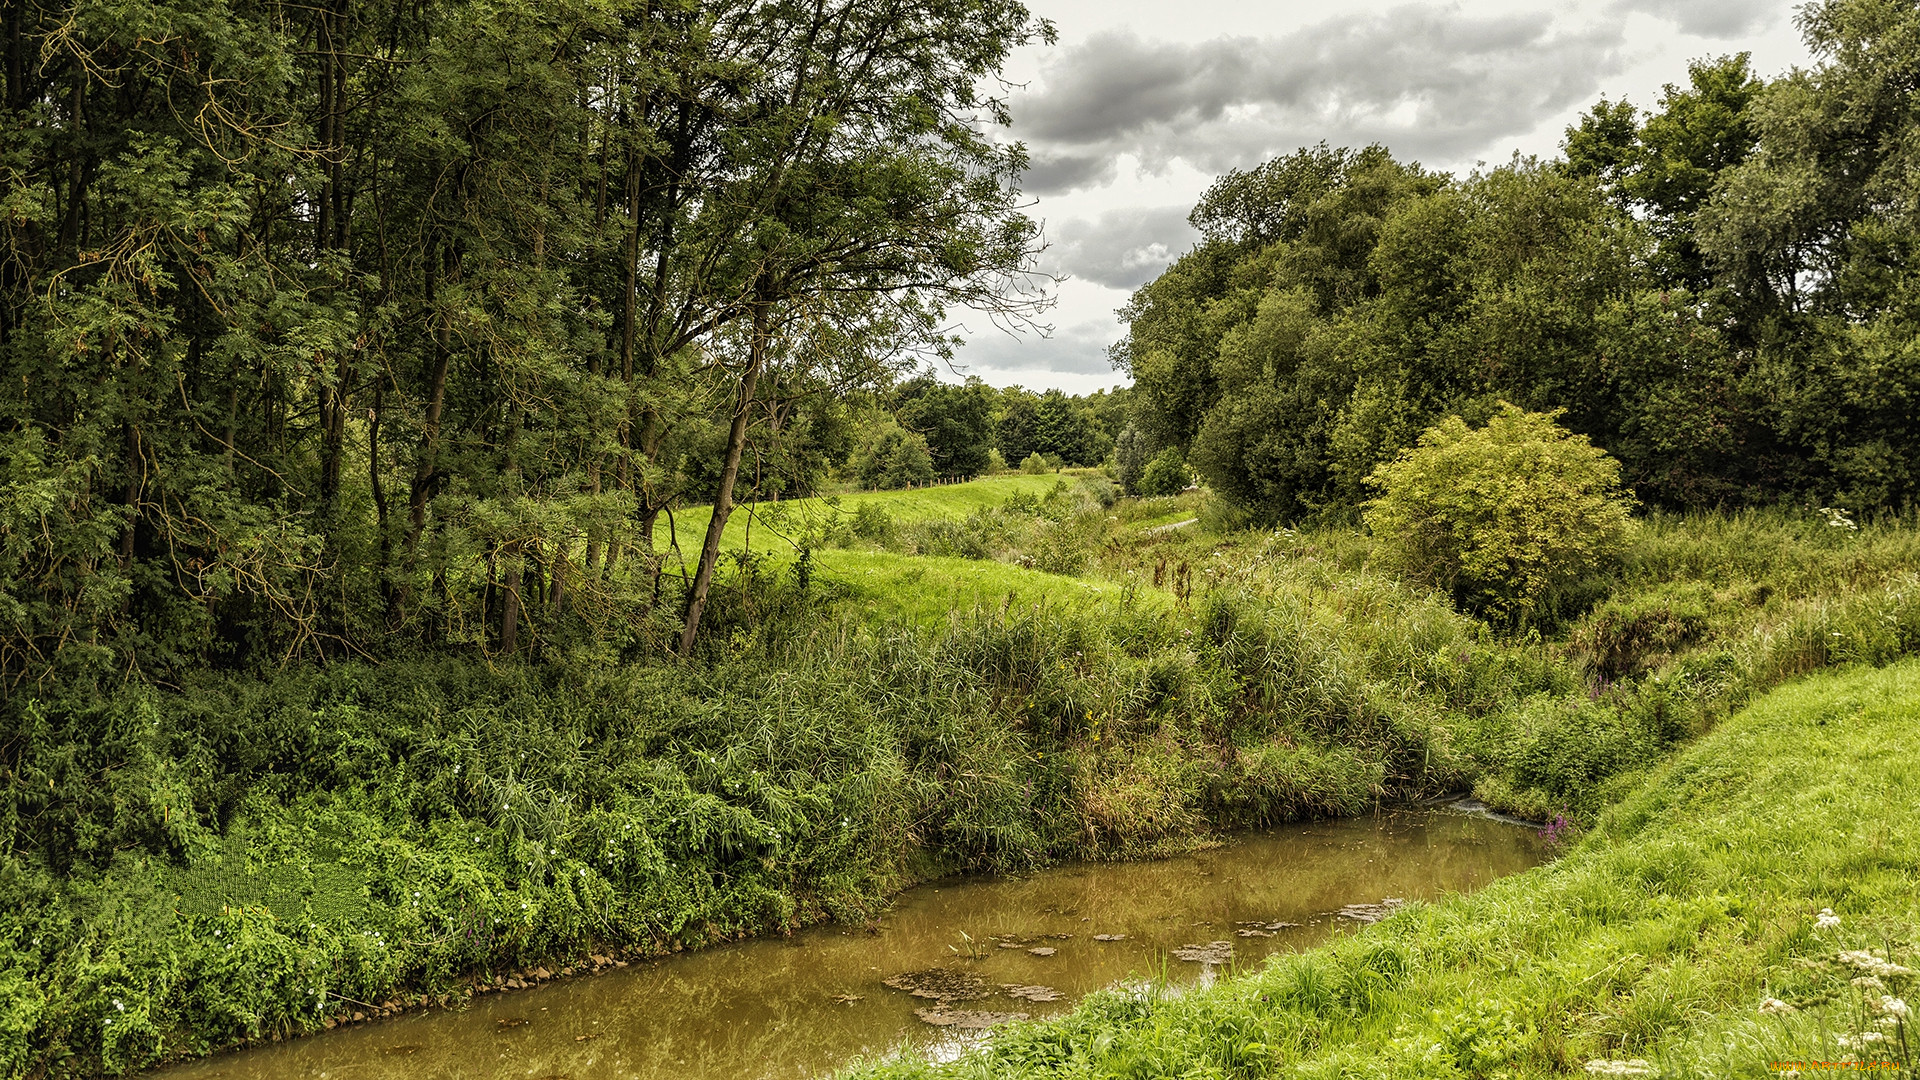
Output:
[[1759, 997, 1796, 1015], [1815, 908, 1841, 930], [1839, 950, 1914, 978], [1876, 996, 1910, 1018], [1854, 976, 1887, 991]]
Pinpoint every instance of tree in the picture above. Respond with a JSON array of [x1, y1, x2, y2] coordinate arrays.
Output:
[[996, 391, 1041, 464], [899, 378, 997, 478], [1113, 423, 1154, 494], [1364, 406, 1634, 623], [852, 424, 936, 489], [1137, 449, 1192, 497]]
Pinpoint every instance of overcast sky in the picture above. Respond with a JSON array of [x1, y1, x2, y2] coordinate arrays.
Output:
[[944, 0, 1814, 394]]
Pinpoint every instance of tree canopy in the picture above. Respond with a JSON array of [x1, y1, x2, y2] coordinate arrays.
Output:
[[1116, 0, 1920, 526]]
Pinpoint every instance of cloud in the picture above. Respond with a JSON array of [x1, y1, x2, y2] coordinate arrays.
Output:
[[1041, 206, 1199, 291], [953, 317, 1120, 378], [1011, 5, 1635, 192], [1610, 0, 1781, 39]]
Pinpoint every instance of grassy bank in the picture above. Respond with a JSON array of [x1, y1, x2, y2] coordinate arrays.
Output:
[[846, 658, 1920, 1080], [5, 476, 1919, 1077]]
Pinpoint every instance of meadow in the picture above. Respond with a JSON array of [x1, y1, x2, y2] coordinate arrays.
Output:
[[5, 475, 1919, 1077]]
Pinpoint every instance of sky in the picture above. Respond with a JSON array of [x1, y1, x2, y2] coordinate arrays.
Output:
[[943, 0, 1816, 395]]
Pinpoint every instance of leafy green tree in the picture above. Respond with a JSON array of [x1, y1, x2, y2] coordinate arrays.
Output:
[[1364, 406, 1634, 622], [996, 391, 1041, 464], [1137, 449, 1192, 497], [899, 378, 997, 478], [1032, 390, 1098, 465], [1113, 423, 1155, 494], [852, 425, 937, 489]]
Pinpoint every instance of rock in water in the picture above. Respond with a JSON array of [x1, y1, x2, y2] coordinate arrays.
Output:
[[883, 969, 990, 1002], [1171, 941, 1234, 963], [914, 1008, 1030, 1029]]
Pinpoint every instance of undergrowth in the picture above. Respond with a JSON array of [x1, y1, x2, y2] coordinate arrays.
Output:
[[844, 659, 1920, 1080], [5, 478, 1919, 1077]]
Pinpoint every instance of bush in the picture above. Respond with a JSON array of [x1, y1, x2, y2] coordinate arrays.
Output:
[[1019, 452, 1052, 475], [985, 448, 1009, 474], [851, 424, 936, 489], [1137, 448, 1191, 497], [1364, 405, 1634, 623]]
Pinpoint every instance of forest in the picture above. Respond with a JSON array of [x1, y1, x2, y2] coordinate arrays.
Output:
[[4, 0, 1920, 1077]]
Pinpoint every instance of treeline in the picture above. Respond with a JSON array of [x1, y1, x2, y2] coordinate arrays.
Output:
[[846, 379, 1125, 488], [1118, 0, 1920, 524], [0, 0, 1051, 679]]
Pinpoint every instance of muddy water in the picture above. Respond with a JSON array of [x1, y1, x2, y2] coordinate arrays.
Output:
[[156, 811, 1543, 1080]]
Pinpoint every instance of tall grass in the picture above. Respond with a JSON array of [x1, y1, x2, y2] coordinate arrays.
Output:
[[844, 659, 1920, 1080], [7, 491, 1919, 1077]]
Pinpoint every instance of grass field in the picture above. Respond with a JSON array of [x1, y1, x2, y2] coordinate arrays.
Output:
[[846, 658, 1920, 1079], [650, 472, 1096, 554]]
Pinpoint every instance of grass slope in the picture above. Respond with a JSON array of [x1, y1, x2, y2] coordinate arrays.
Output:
[[652, 473, 1087, 553], [846, 659, 1920, 1080]]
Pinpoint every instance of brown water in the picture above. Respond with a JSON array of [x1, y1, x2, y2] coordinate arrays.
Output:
[[156, 810, 1543, 1080]]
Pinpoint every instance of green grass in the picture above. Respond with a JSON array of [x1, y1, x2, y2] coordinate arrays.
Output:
[[844, 658, 1920, 1080], [11, 496, 1920, 1078], [815, 549, 1157, 626], [651, 473, 1092, 553]]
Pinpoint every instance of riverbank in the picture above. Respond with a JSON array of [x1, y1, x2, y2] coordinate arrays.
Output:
[[5, 484, 1919, 1077], [845, 658, 1920, 1079]]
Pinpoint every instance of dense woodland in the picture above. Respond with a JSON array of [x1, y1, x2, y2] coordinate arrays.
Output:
[[9, 0, 1916, 683], [1120, 8, 1920, 525], [1, 0, 1066, 679]]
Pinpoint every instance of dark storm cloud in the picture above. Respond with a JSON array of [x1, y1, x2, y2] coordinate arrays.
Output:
[[1012, 5, 1634, 192], [1041, 206, 1200, 291]]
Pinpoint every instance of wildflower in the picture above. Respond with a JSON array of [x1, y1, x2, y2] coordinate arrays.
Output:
[[1583, 1060, 1655, 1076], [1816, 908, 1841, 930], [1759, 997, 1796, 1015], [1840, 950, 1914, 978], [1854, 976, 1887, 991], [1876, 996, 1910, 1019], [113, 999, 124, 1012]]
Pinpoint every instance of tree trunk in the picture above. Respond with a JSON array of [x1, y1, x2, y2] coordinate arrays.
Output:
[[679, 301, 768, 655]]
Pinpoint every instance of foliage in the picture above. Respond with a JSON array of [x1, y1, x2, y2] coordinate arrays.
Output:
[[1118, 2, 1920, 522], [846, 659, 1920, 1080], [1136, 449, 1193, 498], [0, 0, 1051, 677], [898, 379, 998, 479], [850, 425, 937, 490], [1019, 453, 1053, 475], [1365, 406, 1635, 622]]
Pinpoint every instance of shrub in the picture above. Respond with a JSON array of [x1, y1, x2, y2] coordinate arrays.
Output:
[[1019, 452, 1052, 475], [1364, 405, 1634, 623], [1137, 448, 1191, 497], [985, 448, 1009, 474], [851, 424, 936, 489]]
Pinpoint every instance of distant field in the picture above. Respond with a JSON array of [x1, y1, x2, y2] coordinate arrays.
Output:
[[814, 549, 1159, 625], [649, 472, 1099, 553]]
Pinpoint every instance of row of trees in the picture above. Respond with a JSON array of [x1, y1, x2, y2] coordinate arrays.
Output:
[[0, 0, 1052, 680], [1118, 0, 1920, 523]]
